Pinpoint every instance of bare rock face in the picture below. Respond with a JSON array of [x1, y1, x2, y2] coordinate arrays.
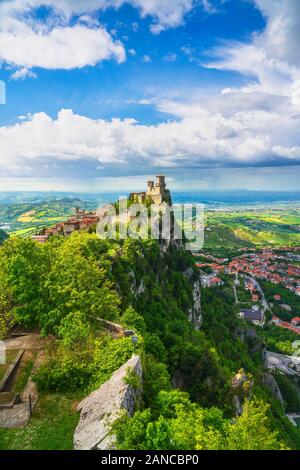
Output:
[[188, 280, 202, 329], [262, 373, 284, 404], [231, 369, 253, 416], [74, 355, 142, 450]]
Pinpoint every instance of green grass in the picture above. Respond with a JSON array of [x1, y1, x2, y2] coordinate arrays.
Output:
[[204, 210, 300, 249], [204, 224, 253, 251], [0, 392, 15, 405], [14, 351, 38, 394], [0, 392, 82, 450], [10, 227, 37, 237], [0, 198, 96, 235]]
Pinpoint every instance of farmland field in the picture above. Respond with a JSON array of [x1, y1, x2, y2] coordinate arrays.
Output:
[[203, 208, 300, 253], [0, 196, 97, 236], [0, 193, 299, 252]]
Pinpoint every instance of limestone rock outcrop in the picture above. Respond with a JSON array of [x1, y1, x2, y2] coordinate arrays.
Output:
[[231, 369, 254, 416], [262, 372, 284, 404], [74, 355, 142, 450], [188, 279, 202, 329]]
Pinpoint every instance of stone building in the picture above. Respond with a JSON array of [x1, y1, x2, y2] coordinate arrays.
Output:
[[63, 218, 80, 236], [129, 175, 171, 205]]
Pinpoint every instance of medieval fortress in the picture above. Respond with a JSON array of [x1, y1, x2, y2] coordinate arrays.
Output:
[[32, 176, 171, 243], [129, 175, 171, 205]]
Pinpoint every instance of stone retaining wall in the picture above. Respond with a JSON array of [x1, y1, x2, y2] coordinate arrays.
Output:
[[0, 349, 24, 392]]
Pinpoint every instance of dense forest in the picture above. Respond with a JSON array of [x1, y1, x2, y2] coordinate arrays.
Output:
[[0, 232, 299, 450]]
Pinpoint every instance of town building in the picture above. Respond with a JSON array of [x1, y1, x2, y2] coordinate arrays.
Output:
[[31, 208, 100, 243], [291, 317, 300, 327], [31, 235, 49, 244], [63, 218, 81, 236], [239, 308, 264, 326], [31, 176, 172, 244]]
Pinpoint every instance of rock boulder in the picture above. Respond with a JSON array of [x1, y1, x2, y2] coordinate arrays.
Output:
[[74, 355, 142, 450]]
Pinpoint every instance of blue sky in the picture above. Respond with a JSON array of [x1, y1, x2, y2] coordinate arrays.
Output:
[[0, 0, 300, 192]]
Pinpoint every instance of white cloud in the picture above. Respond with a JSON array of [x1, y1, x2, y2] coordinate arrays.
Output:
[[0, 0, 211, 73], [2, 0, 300, 179], [205, 0, 300, 101], [1, 104, 300, 178], [128, 0, 195, 34], [0, 0, 203, 37], [142, 54, 152, 63], [32, 0, 200, 33], [10, 67, 37, 80], [254, 0, 300, 65], [0, 19, 125, 70]]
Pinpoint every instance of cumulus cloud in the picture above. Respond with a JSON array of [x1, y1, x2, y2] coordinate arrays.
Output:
[[1, 104, 300, 178], [10, 67, 37, 80], [157, 0, 299, 172], [0, 1, 126, 72], [0, 0, 215, 73], [205, 0, 300, 101], [0, 22, 125, 70], [127, 0, 195, 34], [130, 0, 223, 33], [2, 0, 300, 178], [254, 0, 300, 65]]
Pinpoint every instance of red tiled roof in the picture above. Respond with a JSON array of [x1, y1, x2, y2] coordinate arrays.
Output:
[[280, 323, 300, 335]]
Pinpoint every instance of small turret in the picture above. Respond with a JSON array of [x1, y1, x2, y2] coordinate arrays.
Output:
[[155, 175, 166, 191], [147, 180, 154, 191]]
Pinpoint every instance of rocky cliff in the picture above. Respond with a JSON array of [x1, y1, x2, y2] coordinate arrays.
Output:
[[74, 355, 142, 450], [183, 268, 202, 329], [188, 279, 202, 329]]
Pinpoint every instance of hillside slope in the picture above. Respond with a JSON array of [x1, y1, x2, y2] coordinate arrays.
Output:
[[0, 232, 299, 449]]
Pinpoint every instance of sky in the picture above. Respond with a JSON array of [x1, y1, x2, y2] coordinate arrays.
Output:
[[0, 0, 300, 192]]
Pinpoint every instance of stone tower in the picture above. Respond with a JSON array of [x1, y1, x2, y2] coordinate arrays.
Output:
[[146, 175, 169, 204], [129, 175, 171, 205]]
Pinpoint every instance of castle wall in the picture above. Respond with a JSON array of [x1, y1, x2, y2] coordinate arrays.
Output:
[[130, 176, 169, 206]]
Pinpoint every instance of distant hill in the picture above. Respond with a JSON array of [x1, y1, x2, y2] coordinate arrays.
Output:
[[0, 229, 8, 244], [50, 197, 83, 205], [0, 196, 97, 237]]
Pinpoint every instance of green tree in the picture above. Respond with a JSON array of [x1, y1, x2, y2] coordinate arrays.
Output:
[[0, 237, 49, 328], [58, 311, 90, 348], [41, 233, 120, 334], [122, 307, 147, 335], [223, 399, 287, 450], [116, 391, 287, 450]]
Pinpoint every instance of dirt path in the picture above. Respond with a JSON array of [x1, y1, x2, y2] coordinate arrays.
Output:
[[4, 333, 45, 351]]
